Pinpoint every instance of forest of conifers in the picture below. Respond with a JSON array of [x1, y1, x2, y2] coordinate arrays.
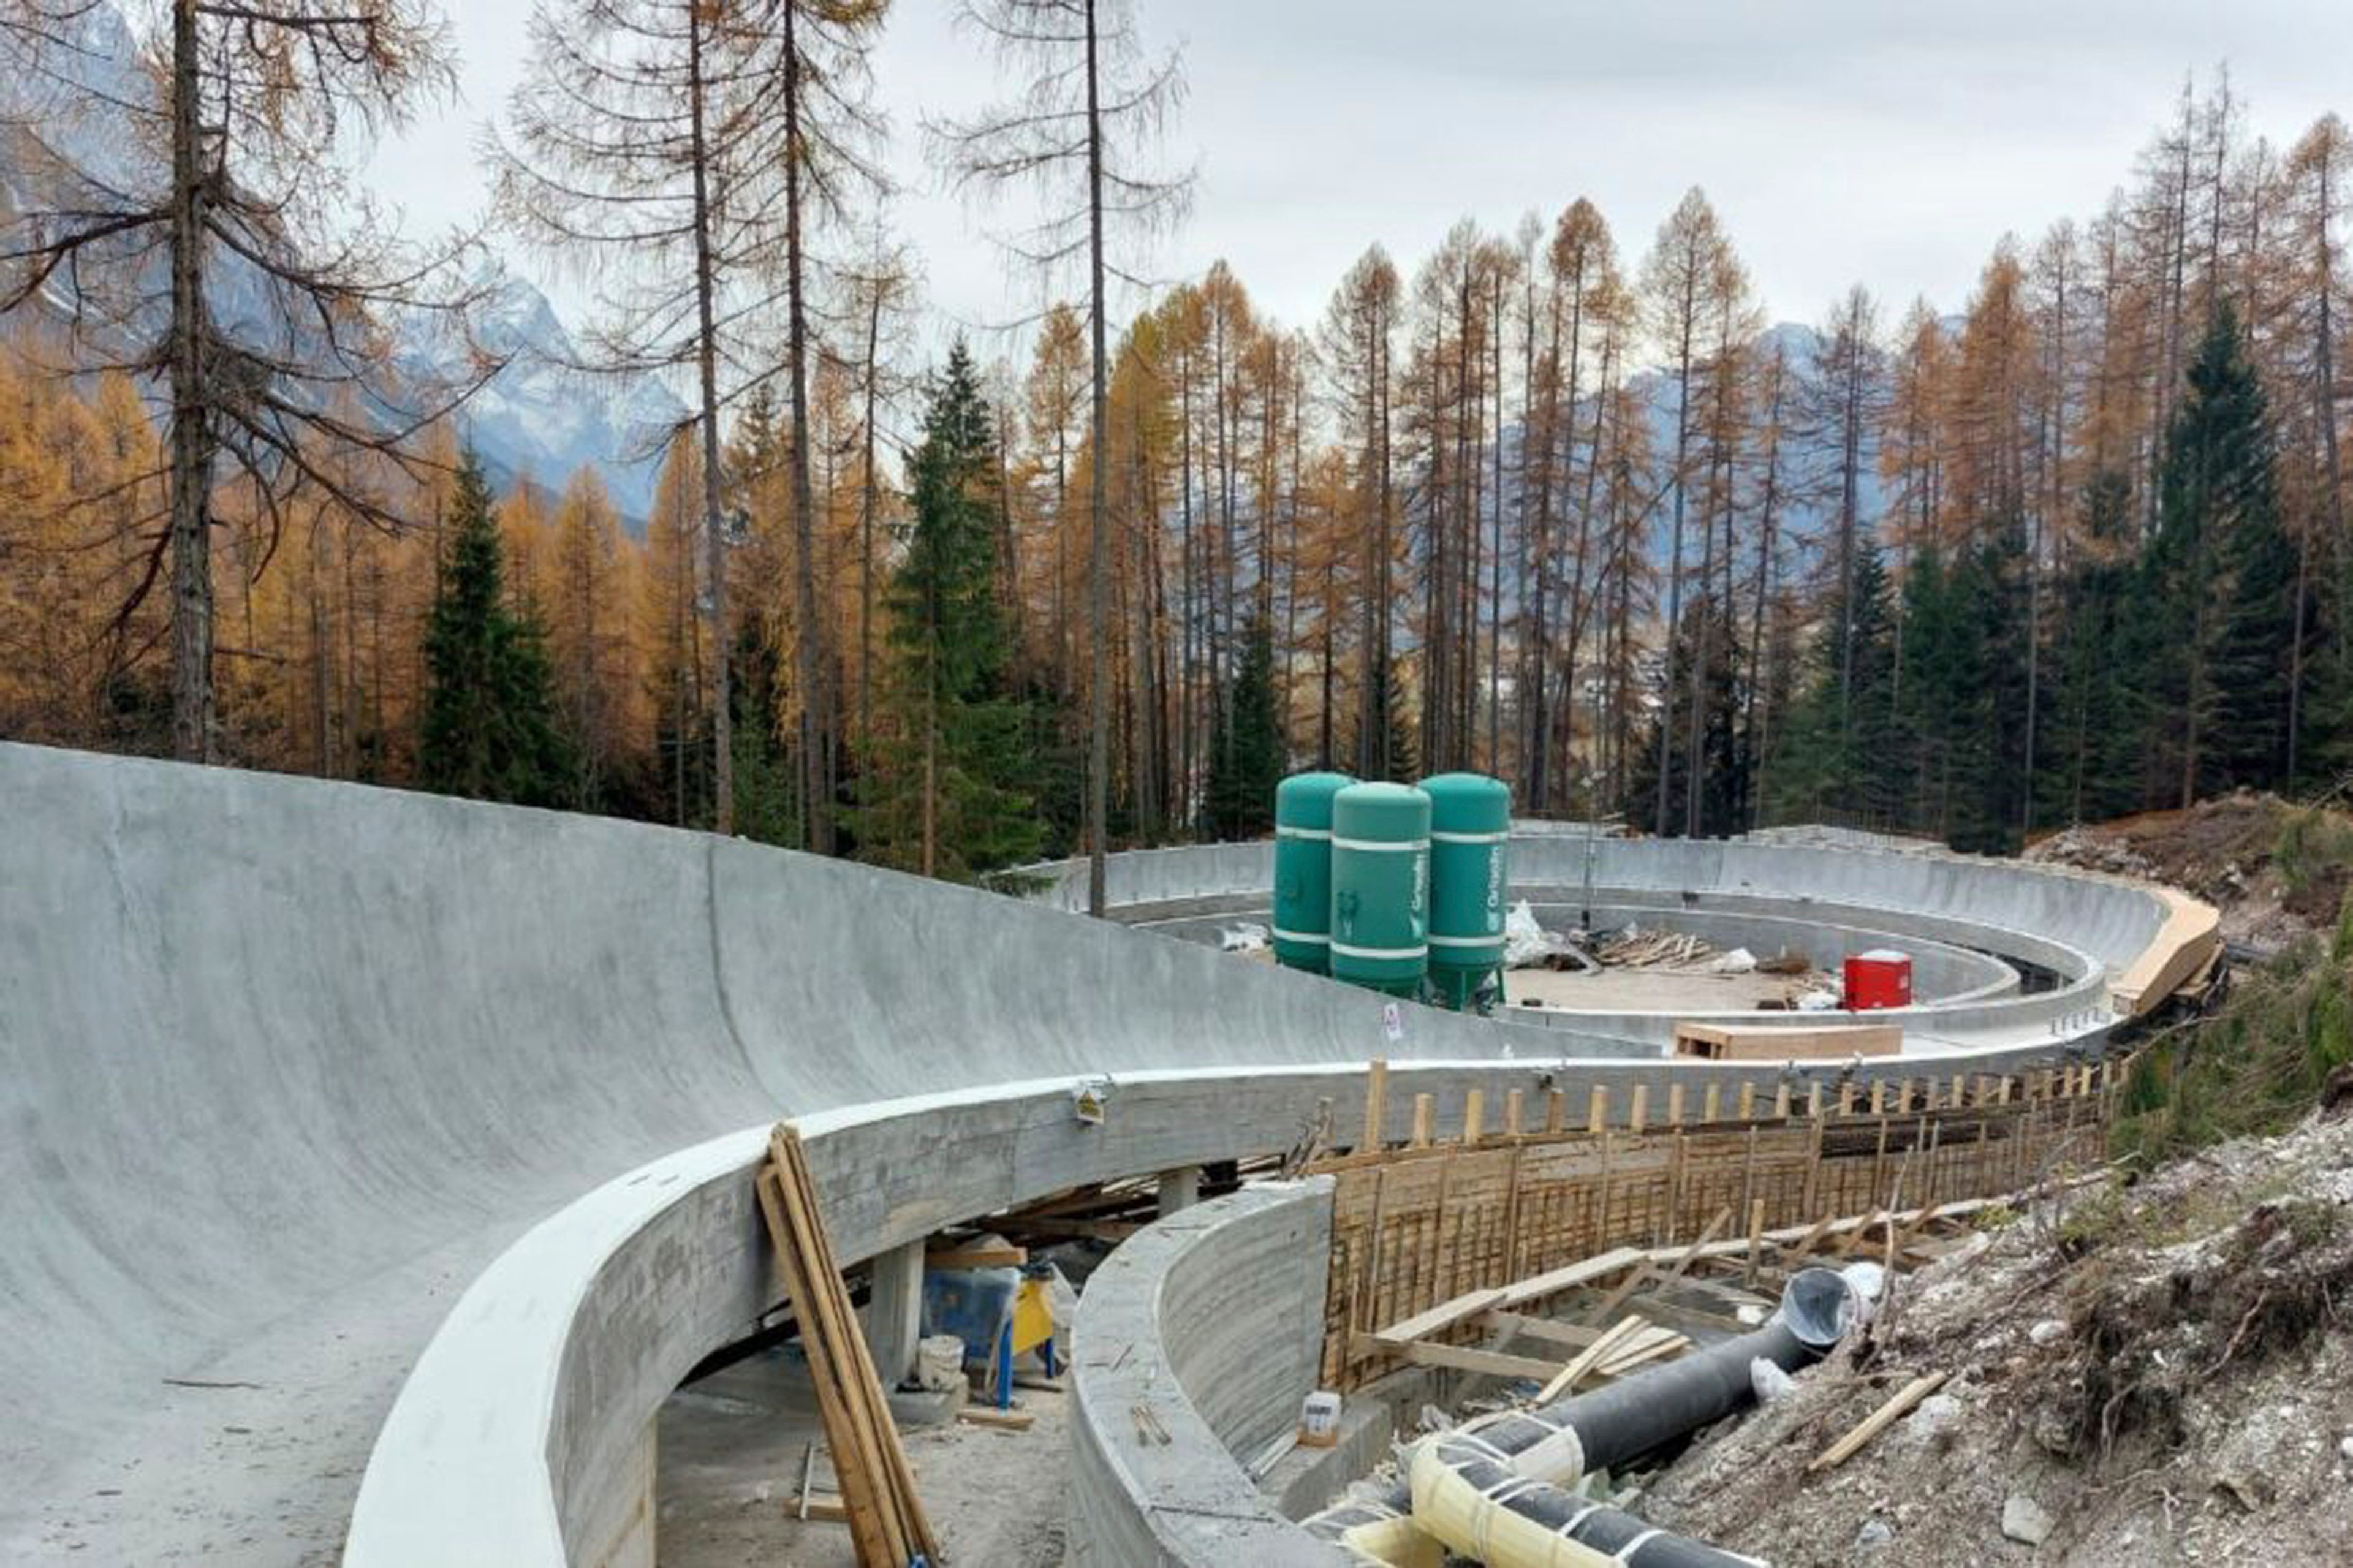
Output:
[[2, 53, 2349, 873]]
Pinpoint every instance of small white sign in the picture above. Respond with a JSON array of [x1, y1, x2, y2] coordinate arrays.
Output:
[[1381, 1001, 1404, 1043]]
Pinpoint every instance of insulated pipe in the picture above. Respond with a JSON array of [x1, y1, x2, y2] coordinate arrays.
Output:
[[1403, 1267, 1857, 1567], [1439, 1266, 1852, 1489], [1305, 1479, 1433, 1565]]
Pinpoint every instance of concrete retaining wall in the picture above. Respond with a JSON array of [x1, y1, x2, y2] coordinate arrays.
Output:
[[1068, 1180, 1345, 1567]]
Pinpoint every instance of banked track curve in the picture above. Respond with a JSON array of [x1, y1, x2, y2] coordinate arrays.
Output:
[[0, 741, 2209, 1563]]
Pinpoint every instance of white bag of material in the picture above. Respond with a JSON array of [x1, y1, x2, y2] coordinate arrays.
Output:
[[1220, 922, 1270, 953], [1503, 901, 1561, 968], [1707, 947, 1757, 974], [1749, 1357, 1795, 1404], [1795, 988, 1840, 1011]]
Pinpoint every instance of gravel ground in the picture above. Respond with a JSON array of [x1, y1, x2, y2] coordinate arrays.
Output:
[[656, 1352, 1069, 1568]]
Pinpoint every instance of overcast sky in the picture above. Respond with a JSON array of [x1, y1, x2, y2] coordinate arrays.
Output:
[[385, 0, 2353, 363]]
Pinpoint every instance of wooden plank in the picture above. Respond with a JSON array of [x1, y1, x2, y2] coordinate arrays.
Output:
[[1596, 1333, 1689, 1379], [1807, 1372, 1950, 1473], [757, 1166, 898, 1567], [1381, 1337, 1567, 1383], [957, 1406, 1036, 1431], [1410, 1094, 1435, 1149], [925, 1243, 1027, 1270], [770, 1126, 939, 1565], [1373, 1286, 1508, 1346], [782, 1492, 852, 1525], [1534, 1314, 1648, 1403], [1494, 1247, 1646, 1309], [1585, 1207, 1730, 1328], [1463, 1089, 1485, 1146], [774, 1145, 917, 1564]]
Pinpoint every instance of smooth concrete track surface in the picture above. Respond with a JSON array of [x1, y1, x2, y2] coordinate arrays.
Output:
[[0, 741, 1514, 1562], [0, 742, 2203, 1562]]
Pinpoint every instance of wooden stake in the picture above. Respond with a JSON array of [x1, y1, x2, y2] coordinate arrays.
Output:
[[1462, 1089, 1485, 1146], [1410, 1094, 1434, 1149], [1361, 1058, 1389, 1153], [1807, 1372, 1950, 1473]]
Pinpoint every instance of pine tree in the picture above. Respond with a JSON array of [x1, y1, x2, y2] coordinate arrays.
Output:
[[2145, 305, 2292, 801], [1767, 537, 1902, 827], [851, 343, 1044, 880], [1206, 612, 1286, 838], [420, 452, 573, 806]]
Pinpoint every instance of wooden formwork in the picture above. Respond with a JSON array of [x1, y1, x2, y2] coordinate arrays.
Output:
[[1314, 1062, 2116, 1392]]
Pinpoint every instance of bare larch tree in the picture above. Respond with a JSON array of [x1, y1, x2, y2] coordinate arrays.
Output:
[[1, 0, 491, 762], [930, 0, 1191, 916], [492, 0, 886, 839]]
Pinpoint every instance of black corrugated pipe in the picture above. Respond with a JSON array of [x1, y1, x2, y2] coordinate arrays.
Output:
[[1442, 1265, 1851, 1484], [1404, 1266, 1862, 1566]]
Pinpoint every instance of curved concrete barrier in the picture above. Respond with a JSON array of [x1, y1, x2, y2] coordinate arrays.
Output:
[[1067, 1179, 1342, 1567], [0, 741, 2209, 1562]]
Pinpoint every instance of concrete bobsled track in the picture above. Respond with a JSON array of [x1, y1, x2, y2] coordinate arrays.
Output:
[[0, 741, 2214, 1564]]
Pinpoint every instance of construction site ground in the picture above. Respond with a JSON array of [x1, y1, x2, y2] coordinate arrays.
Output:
[[1640, 1109, 2353, 1566], [2028, 791, 2353, 953], [656, 1354, 1069, 1568]]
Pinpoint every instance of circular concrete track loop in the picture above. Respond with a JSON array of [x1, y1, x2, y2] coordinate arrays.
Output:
[[0, 743, 2210, 1562]]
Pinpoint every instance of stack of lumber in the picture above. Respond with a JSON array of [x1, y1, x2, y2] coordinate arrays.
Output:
[[1596, 928, 1715, 968], [757, 1124, 939, 1567]]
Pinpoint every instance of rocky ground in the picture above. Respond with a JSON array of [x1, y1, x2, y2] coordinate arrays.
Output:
[[1642, 1109, 2353, 1566], [2026, 792, 2353, 953]]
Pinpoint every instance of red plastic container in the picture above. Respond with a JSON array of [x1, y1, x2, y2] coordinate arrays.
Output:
[[1844, 950, 1912, 1011]]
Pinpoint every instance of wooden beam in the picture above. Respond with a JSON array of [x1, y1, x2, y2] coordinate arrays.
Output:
[[1807, 1372, 1950, 1473], [1534, 1315, 1648, 1403], [1361, 1058, 1389, 1153], [1360, 1336, 1568, 1383], [957, 1406, 1036, 1431], [1373, 1287, 1509, 1346], [926, 1243, 1027, 1270], [1494, 1247, 1647, 1310]]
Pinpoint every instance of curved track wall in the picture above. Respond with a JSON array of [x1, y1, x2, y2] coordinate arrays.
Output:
[[0, 744, 2204, 1562], [1067, 1179, 1340, 1567]]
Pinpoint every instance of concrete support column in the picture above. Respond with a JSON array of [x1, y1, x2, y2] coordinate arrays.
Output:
[[1156, 1165, 1202, 1218], [864, 1238, 926, 1390]]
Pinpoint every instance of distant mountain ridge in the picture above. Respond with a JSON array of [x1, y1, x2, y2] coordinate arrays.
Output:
[[0, 0, 684, 527]]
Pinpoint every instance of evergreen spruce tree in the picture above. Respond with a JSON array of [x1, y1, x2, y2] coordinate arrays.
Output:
[[1360, 648, 1417, 787], [1767, 537, 1901, 827], [1206, 612, 1287, 838], [728, 618, 801, 848], [2145, 305, 2292, 803], [850, 342, 1044, 879], [2037, 472, 2147, 824], [419, 451, 573, 805], [1629, 598, 1745, 837]]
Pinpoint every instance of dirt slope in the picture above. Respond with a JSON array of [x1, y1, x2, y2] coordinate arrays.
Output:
[[1643, 1112, 2353, 1566]]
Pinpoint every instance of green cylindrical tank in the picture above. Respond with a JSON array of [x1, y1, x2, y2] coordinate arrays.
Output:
[[1421, 773, 1512, 1010], [1328, 782, 1431, 998], [1271, 771, 1355, 973]]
